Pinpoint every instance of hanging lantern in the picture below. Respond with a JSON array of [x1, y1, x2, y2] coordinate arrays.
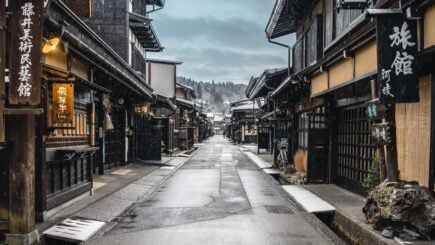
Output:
[[105, 112, 114, 131]]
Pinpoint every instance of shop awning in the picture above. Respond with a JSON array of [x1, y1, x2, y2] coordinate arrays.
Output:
[[270, 75, 295, 98], [176, 98, 195, 109], [231, 103, 259, 112], [266, 0, 319, 39], [260, 111, 275, 120], [154, 94, 177, 110], [246, 68, 288, 99], [129, 13, 163, 52], [146, 0, 165, 7]]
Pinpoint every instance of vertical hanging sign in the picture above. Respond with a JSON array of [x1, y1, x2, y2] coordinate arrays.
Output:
[[52, 83, 74, 124], [376, 14, 419, 104], [9, 0, 43, 105]]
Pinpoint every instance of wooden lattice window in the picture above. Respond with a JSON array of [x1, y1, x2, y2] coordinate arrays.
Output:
[[47, 84, 92, 148], [336, 104, 376, 193], [298, 112, 309, 150]]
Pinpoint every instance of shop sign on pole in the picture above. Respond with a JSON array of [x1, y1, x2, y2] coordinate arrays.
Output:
[[365, 99, 386, 121], [371, 123, 392, 146], [52, 83, 74, 124], [8, 0, 43, 105], [376, 14, 419, 104]]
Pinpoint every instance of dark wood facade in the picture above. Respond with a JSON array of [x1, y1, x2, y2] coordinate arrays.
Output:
[[0, 0, 170, 233], [264, 0, 435, 194]]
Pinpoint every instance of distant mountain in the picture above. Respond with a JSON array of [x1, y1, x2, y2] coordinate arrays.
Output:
[[177, 76, 247, 114]]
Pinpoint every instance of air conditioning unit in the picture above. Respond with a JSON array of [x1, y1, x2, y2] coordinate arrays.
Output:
[[337, 0, 370, 9]]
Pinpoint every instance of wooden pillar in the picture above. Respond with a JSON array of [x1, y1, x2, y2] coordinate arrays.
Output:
[[326, 94, 338, 184], [385, 104, 399, 182], [430, 72, 435, 191], [0, 0, 5, 148], [9, 115, 35, 232], [4, 0, 43, 242], [4, 113, 40, 244], [0, 0, 8, 231], [370, 80, 387, 181]]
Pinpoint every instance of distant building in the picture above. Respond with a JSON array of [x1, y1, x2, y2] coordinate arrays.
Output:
[[226, 100, 259, 144]]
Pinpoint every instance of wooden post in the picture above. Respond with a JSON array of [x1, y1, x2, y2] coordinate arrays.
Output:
[[3, 111, 41, 244], [7, 115, 36, 233], [4, 0, 43, 242], [0, 0, 5, 148], [0, 0, 8, 230], [385, 104, 399, 182], [430, 73, 435, 191], [370, 80, 387, 181]]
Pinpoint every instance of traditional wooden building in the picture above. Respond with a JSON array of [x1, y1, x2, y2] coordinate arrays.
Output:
[[0, 0, 167, 234], [228, 100, 259, 144], [245, 68, 290, 155], [266, 0, 435, 194], [175, 83, 197, 150], [146, 58, 180, 155]]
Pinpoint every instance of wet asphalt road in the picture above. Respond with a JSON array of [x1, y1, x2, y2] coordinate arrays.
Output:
[[94, 136, 336, 245]]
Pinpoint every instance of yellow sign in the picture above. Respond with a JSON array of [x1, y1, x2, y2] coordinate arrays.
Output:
[[52, 83, 74, 124]]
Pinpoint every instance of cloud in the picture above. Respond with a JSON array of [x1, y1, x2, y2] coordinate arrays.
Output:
[[148, 0, 289, 84]]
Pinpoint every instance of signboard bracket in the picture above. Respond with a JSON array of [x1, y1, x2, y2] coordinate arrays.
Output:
[[366, 8, 402, 17]]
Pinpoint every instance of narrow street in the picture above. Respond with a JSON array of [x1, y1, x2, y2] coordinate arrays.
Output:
[[92, 136, 338, 245]]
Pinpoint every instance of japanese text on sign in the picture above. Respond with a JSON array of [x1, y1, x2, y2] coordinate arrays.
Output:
[[52, 83, 74, 124], [371, 123, 392, 146], [17, 2, 35, 97], [9, 0, 43, 105], [376, 15, 419, 104]]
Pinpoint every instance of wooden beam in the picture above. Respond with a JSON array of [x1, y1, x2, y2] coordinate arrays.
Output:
[[4, 108, 44, 115]]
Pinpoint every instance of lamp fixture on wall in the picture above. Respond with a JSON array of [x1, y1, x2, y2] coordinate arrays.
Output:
[[42, 37, 60, 54]]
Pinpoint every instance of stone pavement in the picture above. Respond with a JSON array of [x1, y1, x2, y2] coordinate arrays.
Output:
[[91, 136, 344, 245], [37, 157, 189, 241]]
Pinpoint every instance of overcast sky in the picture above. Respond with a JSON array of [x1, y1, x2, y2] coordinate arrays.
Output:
[[148, 0, 292, 84]]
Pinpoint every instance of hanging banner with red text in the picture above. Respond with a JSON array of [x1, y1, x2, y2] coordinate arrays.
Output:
[[9, 0, 43, 105]]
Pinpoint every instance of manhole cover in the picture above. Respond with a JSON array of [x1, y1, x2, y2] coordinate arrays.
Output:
[[43, 218, 106, 242], [265, 205, 294, 214]]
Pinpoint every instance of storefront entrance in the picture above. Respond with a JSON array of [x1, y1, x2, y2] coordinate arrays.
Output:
[[104, 107, 126, 170], [335, 103, 376, 195]]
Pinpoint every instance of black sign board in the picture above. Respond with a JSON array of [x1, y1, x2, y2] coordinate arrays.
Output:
[[365, 99, 386, 121], [337, 0, 369, 10], [371, 123, 392, 146], [376, 14, 419, 104], [9, 0, 43, 105]]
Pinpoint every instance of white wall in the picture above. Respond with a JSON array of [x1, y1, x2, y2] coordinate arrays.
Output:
[[149, 62, 175, 98]]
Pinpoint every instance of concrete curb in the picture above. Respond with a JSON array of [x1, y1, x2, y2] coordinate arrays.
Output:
[[241, 148, 346, 245]]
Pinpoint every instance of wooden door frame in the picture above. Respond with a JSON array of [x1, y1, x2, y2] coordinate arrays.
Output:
[[429, 71, 435, 191]]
